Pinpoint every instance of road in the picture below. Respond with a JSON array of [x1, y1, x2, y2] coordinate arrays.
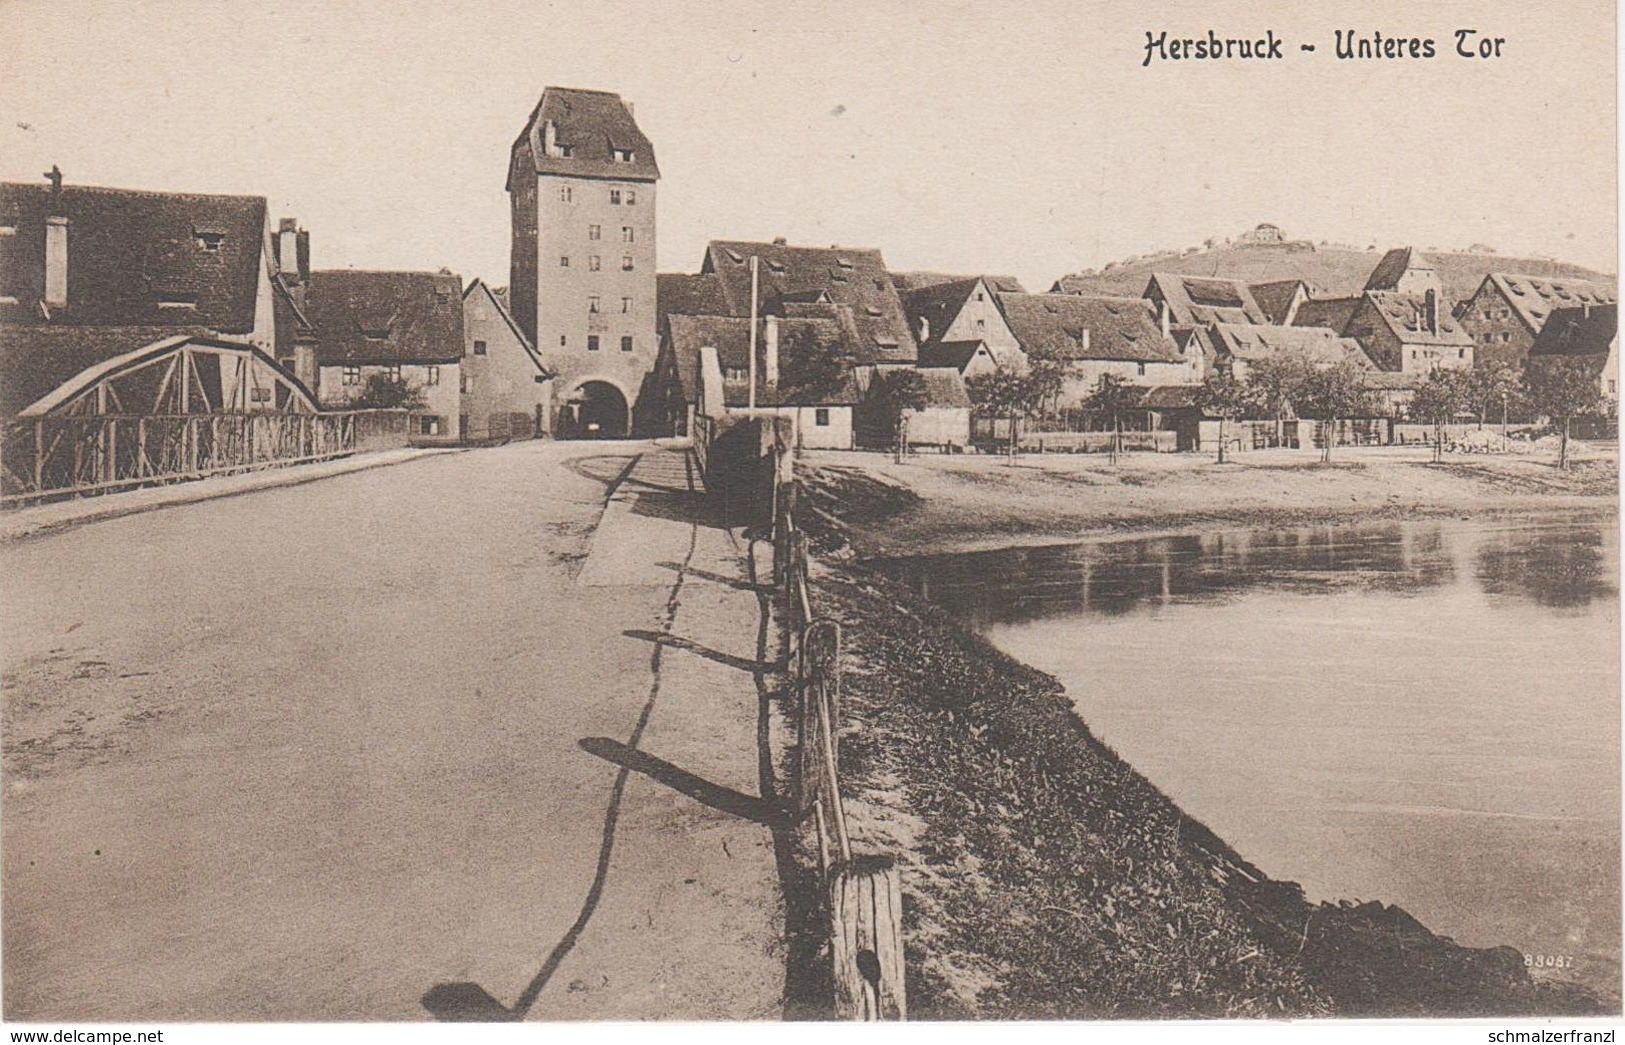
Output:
[[1, 440, 787, 1021]]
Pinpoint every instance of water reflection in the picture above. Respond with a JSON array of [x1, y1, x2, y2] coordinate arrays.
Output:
[[883, 517, 1617, 628], [882, 512, 1621, 999]]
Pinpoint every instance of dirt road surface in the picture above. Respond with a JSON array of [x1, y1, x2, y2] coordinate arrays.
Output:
[[2, 440, 786, 1021]]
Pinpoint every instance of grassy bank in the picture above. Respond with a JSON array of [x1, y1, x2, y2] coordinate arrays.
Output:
[[794, 455, 1612, 1018], [798, 445, 1617, 558]]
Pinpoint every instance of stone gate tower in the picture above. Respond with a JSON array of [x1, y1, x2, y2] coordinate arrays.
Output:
[[507, 87, 658, 436]]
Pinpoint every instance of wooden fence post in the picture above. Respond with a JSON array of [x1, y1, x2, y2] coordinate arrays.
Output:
[[830, 855, 906, 1020]]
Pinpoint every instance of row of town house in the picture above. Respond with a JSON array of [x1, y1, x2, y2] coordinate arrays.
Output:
[[1, 86, 1617, 457]]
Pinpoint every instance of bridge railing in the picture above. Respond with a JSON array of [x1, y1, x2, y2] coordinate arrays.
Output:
[[771, 440, 906, 1021], [0, 409, 413, 507]]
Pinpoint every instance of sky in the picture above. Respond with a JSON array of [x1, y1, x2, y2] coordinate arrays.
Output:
[[2, 0, 1616, 292]]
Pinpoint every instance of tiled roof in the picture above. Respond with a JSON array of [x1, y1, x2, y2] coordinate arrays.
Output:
[[0, 181, 266, 332], [902, 277, 980, 345], [1482, 273, 1618, 334], [663, 313, 861, 406], [917, 340, 991, 372], [1139, 385, 1201, 410], [997, 293, 1183, 363], [1249, 279, 1306, 324], [656, 272, 728, 330], [1528, 304, 1618, 359], [1364, 291, 1474, 347], [1364, 247, 1437, 291], [0, 324, 215, 417], [893, 271, 1026, 294], [304, 270, 465, 366], [1146, 272, 1269, 326], [508, 87, 658, 185], [1210, 323, 1377, 369], [701, 240, 917, 364], [1291, 296, 1361, 334]]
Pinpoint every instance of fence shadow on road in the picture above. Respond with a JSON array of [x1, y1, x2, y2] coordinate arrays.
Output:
[[622, 629, 773, 675], [578, 736, 787, 828]]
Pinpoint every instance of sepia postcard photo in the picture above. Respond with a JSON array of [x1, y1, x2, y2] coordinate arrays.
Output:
[[0, 0, 1618, 1032]]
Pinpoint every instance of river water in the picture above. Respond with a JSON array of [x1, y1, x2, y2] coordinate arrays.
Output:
[[882, 514, 1620, 998]]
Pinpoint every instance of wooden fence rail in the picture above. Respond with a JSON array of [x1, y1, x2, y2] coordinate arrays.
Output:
[[0, 409, 413, 507], [773, 464, 906, 1021]]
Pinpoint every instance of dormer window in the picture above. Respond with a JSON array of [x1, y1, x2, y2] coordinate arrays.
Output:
[[835, 257, 854, 269], [613, 148, 635, 163], [609, 189, 622, 205], [829, 268, 848, 283], [767, 260, 786, 274], [553, 144, 573, 158], [156, 293, 198, 310], [194, 231, 225, 253], [625, 190, 637, 205]]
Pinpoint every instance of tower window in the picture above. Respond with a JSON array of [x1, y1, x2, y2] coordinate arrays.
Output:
[[560, 335, 567, 347], [588, 335, 600, 351], [621, 227, 634, 243], [559, 186, 573, 203], [621, 336, 633, 352], [609, 189, 622, 205], [559, 256, 570, 267], [589, 224, 601, 241], [613, 149, 635, 163], [589, 255, 601, 271], [621, 255, 634, 271], [195, 231, 225, 252], [427, 365, 440, 385], [473, 340, 487, 356], [621, 296, 632, 313], [626, 189, 637, 205], [589, 296, 600, 313], [815, 408, 831, 427]]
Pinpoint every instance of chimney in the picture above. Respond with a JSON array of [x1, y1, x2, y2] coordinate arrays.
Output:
[[293, 341, 318, 392], [43, 165, 67, 309], [773, 236, 787, 246], [1081, 328, 1091, 353], [764, 314, 780, 387], [1159, 299, 1170, 339], [541, 119, 557, 157], [44, 216, 69, 309], [1423, 289, 1438, 334], [277, 218, 311, 282]]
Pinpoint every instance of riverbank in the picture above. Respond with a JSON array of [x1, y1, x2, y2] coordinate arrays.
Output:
[[798, 445, 1617, 558], [795, 454, 1613, 1018]]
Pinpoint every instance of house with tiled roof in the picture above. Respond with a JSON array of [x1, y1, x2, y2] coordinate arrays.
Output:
[[1456, 273, 1618, 368], [461, 278, 553, 441], [1341, 290, 1475, 374], [1290, 296, 1362, 335], [1249, 279, 1310, 325], [1142, 273, 1270, 327], [892, 271, 1025, 295], [917, 340, 999, 378], [1208, 324, 1379, 382], [303, 269, 466, 438], [508, 86, 659, 437], [0, 172, 313, 422], [996, 292, 1200, 404], [1363, 247, 1445, 298], [662, 312, 862, 448], [1527, 303, 1619, 404], [902, 276, 1025, 369], [699, 239, 917, 367]]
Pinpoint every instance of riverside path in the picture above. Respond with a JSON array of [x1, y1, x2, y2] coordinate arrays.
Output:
[[1, 440, 787, 1021]]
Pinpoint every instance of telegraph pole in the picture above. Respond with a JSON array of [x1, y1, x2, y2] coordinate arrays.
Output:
[[748, 255, 759, 411]]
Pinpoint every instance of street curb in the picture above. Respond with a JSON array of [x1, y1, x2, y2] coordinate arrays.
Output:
[[0, 447, 464, 545]]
